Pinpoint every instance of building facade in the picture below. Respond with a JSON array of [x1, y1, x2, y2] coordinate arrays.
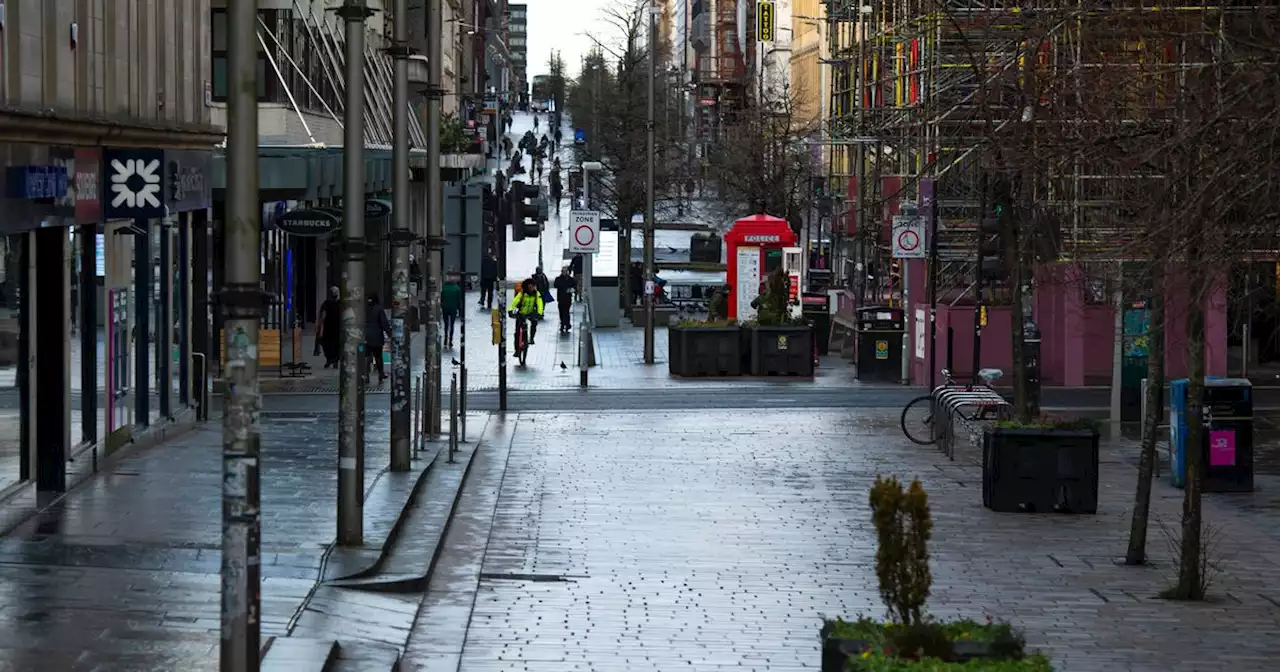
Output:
[[0, 0, 220, 496], [507, 3, 528, 109]]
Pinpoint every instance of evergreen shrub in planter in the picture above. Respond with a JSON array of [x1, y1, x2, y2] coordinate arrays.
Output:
[[820, 477, 1052, 671]]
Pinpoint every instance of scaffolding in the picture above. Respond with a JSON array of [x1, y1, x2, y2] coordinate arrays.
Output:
[[822, 0, 1279, 304]]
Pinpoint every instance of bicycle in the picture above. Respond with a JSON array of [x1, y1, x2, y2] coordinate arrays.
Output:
[[900, 368, 1005, 445], [510, 312, 538, 367]]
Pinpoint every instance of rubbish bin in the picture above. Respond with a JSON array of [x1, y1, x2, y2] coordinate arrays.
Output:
[[855, 306, 905, 382], [1169, 377, 1253, 492], [802, 292, 831, 355]]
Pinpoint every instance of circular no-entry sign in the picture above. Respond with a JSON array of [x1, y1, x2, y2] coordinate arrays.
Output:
[[897, 229, 921, 253], [574, 224, 595, 248]]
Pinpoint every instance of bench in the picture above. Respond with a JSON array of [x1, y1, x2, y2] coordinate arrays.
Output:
[[931, 368, 1013, 460]]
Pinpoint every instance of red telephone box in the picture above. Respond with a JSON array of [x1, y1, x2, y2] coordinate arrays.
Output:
[[724, 214, 798, 320]]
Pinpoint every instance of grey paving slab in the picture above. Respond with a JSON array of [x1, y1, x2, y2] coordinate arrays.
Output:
[[441, 409, 1280, 672]]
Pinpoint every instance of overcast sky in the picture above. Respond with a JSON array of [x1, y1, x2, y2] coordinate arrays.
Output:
[[522, 0, 608, 80]]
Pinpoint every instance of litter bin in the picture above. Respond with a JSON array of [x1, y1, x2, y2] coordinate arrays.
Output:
[[802, 292, 831, 355], [1170, 377, 1253, 492], [855, 306, 905, 382]]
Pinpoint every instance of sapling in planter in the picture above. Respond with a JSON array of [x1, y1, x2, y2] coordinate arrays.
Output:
[[870, 475, 933, 626]]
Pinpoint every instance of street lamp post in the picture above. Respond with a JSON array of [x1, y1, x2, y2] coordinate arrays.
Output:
[[425, 0, 445, 437], [580, 160, 604, 387], [644, 0, 657, 364], [388, 0, 412, 472], [221, 0, 263, 668], [336, 0, 372, 547]]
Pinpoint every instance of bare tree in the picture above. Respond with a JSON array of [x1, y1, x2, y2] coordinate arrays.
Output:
[[704, 77, 817, 230], [564, 0, 683, 304]]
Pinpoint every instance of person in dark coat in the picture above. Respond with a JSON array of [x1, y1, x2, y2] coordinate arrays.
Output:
[[317, 286, 342, 367], [479, 251, 498, 309], [569, 254, 584, 301], [365, 293, 392, 385], [553, 267, 575, 333]]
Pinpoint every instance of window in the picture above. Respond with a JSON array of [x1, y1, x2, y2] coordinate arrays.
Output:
[[210, 8, 278, 102]]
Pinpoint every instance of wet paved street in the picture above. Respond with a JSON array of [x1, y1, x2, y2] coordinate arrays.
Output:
[[402, 410, 1280, 672], [0, 414, 430, 671]]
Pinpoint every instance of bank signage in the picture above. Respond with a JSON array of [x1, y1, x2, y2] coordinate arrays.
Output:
[[275, 209, 341, 236], [103, 149, 166, 219], [166, 149, 212, 212]]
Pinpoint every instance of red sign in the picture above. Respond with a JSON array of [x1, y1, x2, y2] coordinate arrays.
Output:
[[74, 148, 101, 224]]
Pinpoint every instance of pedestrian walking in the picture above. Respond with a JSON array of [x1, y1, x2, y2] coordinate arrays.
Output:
[[554, 267, 575, 333], [440, 271, 462, 348], [317, 286, 341, 367], [364, 293, 391, 385], [479, 251, 498, 309], [533, 266, 550, 298], [549, 163, 563, 209], [569, 253, 584, 301]]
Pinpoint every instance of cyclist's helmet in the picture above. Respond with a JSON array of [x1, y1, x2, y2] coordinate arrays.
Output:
[[522, 279, 537, 293]]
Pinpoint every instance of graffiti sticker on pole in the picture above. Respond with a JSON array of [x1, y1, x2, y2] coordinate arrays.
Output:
[[892, 215, 926, 259], [569, 210, 601, 254]]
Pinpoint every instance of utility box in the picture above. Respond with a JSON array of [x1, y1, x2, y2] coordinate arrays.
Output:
[[802, 292, 831, 355], [856, 306, 905, 382], [1170, 377, 1253, 492]]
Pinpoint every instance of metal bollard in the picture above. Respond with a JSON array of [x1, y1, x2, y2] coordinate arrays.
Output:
[[578, 322, 588, 387], [460, 364, 467, 442], [413, 376, 421, 456], [448, 372, 458, 463], [191, 353, 208, 420], [419, 371, 429, 446]]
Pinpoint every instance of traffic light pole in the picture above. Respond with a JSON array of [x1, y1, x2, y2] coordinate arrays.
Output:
[[388, 0, 412, 472], [643, 0, 657, 364], [220, 1, 262, 668], [337, 0, 371, 547]]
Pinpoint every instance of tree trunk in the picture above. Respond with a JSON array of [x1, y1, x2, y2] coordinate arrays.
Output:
[[1125, 260, 1165, 565], [1174, 261, 1206, 599]]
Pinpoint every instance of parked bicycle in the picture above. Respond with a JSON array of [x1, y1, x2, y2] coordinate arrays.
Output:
[[900, 368, 1005, 445]]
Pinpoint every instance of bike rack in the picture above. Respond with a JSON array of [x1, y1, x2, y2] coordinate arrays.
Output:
[[930, 386, 1011, 460]]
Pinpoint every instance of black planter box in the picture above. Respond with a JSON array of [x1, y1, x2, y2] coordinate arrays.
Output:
[[983, 427, 1100, 514], [826, 638, 1001, 670], [822, 638, 872, 672], [749, 325, 814, 376], [669, 325, 743, 377]]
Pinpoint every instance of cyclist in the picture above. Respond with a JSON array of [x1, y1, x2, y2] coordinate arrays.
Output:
[[510, 278, 545, 345]]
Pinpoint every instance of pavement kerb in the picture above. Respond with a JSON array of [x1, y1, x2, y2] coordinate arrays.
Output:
[[322, 445, 445, 584], [327, 413, 496, 594]]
